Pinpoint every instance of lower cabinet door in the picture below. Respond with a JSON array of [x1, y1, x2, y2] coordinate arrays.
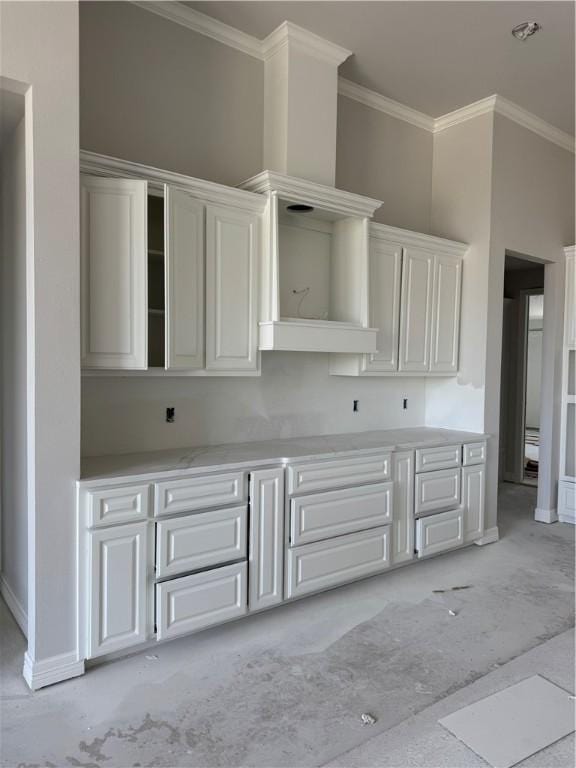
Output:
[[391, 451, 414, 564], [249, 468, 285, 611], [88, 522, 149, 658], [462, 464, 485, 542], [415, 508, 464, 558], [415, 467, 461, 516], [286, 526, 390, 599], [156, 562, 247, 641]]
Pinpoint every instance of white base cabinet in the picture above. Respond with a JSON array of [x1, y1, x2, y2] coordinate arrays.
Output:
[[249, 468, 285, 611]]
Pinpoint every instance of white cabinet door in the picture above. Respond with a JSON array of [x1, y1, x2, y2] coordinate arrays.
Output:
[[205, 205, 259, 372], [566, 255, 576, 348], [165, 187, 204, 370], [391, 451, 414, 564], [415, 467, 461, 516], [462, 464, 485, 542], [363, 239, 402, 372], [430, 254, 462, 373], [88, 522, 149, 658], [398, 248, 434, 372], [249, 468, 285, 611], [81, 175, 148, 369], [415, 508, 464, 558]]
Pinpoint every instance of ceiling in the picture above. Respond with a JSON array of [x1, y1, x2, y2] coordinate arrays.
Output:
[[185, 1, 575, 134]]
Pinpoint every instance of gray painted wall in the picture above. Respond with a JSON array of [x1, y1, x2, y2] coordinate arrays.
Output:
[[336, 95, 432, 232], [80, 1, 264, 187], [0, 116, 28, 624]]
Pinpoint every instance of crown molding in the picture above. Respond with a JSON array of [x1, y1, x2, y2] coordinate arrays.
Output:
[[240, 170, 382, 218], [370, 222, 468, 257], [261, 21, 352, 66], [338, 79, 434, 132], [130, 1, 263, 60], [132, 1, 575, 154]]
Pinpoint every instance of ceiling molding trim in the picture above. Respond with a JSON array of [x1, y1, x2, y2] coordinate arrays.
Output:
[[130, 1, 264, 60], [433, 95, 497, 133], [262, 21, 352, 65], [493, 95, 575, 154], [338, 78, 435, 132]]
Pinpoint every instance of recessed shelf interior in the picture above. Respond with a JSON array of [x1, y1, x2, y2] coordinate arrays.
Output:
[[277, 198, 363, 326], [148, 194, 165, 368]]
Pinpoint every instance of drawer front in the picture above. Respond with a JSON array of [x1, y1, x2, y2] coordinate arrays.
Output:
[[463, 442, 486, 466], [87, 484, 150, 528], [154, 472, 246, 516], [287, 453, 391, 495], [415, 445, 461, 473], [559, 482, 576, 517], [290, 482, 393, 546], [156, 562, 247, 641], [416, 508, 464, 558], [286, 526, 390, 599], [415, 467, 461, 516], [156, 506, 247, 579]]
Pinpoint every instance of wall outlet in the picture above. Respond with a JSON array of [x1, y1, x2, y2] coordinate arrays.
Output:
[[403, 398, 408, 410], [166, 407, 175, 423], [353, 399, 359, 412]]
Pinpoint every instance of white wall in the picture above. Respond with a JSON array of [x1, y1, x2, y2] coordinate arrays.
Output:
[[0, 113, 28, 628], [1, 1, 80, 673], [82, 355, 426, 456]]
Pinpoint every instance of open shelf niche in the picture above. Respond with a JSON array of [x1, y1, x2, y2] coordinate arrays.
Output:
[[240, 171, 383, 353], [147, 193, 166, 368]]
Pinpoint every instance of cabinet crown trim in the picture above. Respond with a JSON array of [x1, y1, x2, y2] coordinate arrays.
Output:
[[369, 223, 468, 257], [240, 171, 382, 218], [79, 151, 267, 214]]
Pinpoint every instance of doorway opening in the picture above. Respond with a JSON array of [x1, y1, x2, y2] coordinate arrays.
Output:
[[499, 253, 545, 489]]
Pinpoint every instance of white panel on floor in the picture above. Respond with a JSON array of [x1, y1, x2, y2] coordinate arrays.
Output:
[[439, 675, 575, 768]]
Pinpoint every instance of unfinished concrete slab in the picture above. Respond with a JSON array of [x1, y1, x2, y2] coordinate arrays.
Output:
[[1, 484, 574, 767]]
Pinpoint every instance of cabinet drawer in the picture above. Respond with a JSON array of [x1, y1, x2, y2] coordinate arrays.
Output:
[[559, 481, 576, 518], [156, 562, 247, 641], [86, 484, 150, 528], [463, 442, 486, 466], [156, 506, 247, 579], [154, 472, 246, 516], [286, 526, 390, 599], [287, 453, 391, 495], [416, 508, 464, 558], [290, 482, 392, 546], [415, 444, 461, 473], [415, 468, 461, 516]]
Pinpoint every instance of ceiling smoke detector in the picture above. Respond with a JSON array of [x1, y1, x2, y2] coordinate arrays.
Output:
[[512, 21, 542, 41]]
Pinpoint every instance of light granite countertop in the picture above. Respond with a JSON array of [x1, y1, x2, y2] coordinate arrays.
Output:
[[80, 427, 488, 485]]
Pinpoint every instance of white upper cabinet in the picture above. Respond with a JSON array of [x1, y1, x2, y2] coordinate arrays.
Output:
[[205, 205, 259, 372], [398, 247, 434, 372], [565, 250, 575, 349], [330, 224, 466, 377], [164, 187, 204, 370], [81, 175, 148, 369], [430, 254, 462, 373], [364, 238, 402, 372]]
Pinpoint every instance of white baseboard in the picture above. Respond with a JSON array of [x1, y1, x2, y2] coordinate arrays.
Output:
[[534, 507, 558, 524], [0, 573, 28, 637], [23, 650, 85, 691], [558, 511, 576, 524], [474, 526, 499, 546]]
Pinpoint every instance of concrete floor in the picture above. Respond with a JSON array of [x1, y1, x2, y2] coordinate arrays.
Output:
[[1, 483, 574, 768]]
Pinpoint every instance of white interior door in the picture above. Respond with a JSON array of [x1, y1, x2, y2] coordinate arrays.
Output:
[[430, 254, 462, 373], [364, 238, 402, 372], [205, 204, 259, 371], [164, 186, 204, 370], [81, 175, 148, 369], [398, 248, 434, 372]]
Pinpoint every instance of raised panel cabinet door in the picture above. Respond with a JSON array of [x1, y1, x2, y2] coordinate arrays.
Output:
[[205, 205, 259, 371], [462, 464, 485, 542], [81, 175, 148, 369], [249, 468, 285, 611], [415, 467, 461, 516], [415, 508, 464, 558], [565, 255, 576, 348], [165, 186, 204, 370], [391, 451, 414, 564], [363, 238, 402, 372], [430, 254, 462, 373], [398, 248, 434, 372], [88, 522, 149, 658]]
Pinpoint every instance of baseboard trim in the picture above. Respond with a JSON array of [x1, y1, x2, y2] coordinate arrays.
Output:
[[0, 574, 28, 637], [558, 511, 576, 525], [534, 507, 558, 524], [23, 651, 85, 691], [474, 526, 499, 546]]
